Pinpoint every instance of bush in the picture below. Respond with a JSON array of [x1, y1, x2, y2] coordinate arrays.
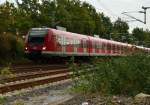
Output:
[[0, 67, 14, 84], [0, 96, 6, 104], [13, 100, 25, 105], [0, 33, 24, 65], [70, 54, 150, 96]]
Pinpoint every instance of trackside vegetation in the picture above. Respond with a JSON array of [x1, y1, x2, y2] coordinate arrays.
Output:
[[0, 33, 24, 65], [70, 54, 150, 96]]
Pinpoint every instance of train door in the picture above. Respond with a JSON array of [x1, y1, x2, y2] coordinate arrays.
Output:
[[92, 41, 96, 55], [74, 39, 77, 55], [88, 37, 92, 56], [107, 43, 111, 54], [82, 39, 87, 55], [55, 35, 62, 53], [62, 36, 66, 55]]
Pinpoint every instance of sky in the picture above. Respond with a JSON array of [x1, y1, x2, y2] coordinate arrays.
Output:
[[0, 0, 150, 32], [83, 0, 150, 32]]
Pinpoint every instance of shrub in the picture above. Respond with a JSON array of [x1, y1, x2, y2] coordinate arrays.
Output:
[[70, 54, 150, 96], [0, 67, 13, 77], [0, 33, 24, 65], [0, 67, 14, 84], [13, 100, 25, 105], [0, 96, 6, 104]]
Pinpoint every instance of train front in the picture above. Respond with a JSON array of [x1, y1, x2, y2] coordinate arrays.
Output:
[[24, 28, 48, 58]]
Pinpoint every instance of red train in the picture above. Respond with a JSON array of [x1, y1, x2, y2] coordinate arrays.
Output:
[[25, 28, 150, 57]]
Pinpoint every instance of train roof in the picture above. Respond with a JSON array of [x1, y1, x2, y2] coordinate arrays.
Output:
[[50, 28, 89, 39]]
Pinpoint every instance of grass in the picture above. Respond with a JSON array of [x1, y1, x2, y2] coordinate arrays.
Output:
[[70, 53, 150, 96]]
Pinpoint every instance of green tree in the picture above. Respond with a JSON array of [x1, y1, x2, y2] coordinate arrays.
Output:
[[0, 2, 15, 33], [112, 18, 129, 41], [132, 28, 150, 46]]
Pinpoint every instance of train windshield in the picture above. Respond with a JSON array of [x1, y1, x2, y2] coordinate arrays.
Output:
[[29, 30, 48, 36], [28, 29, 48, 44], [28, 36, 44, 44]]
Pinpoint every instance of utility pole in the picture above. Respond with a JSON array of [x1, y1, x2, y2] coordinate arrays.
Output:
[[122, 6, 150, 24], [142, 6, 150, 24]]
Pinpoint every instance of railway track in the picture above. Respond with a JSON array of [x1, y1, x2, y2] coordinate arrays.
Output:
[[0, 64, 70, 94], [11, 65, 68, 73], [0, 64, 67, 73]]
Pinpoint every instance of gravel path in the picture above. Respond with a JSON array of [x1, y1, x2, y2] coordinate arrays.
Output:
[[2, 80, 73, 105], [1, 81, 135, 105], [60, 94, 134, 105]]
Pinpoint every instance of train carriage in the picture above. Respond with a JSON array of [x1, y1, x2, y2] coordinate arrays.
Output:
[[25, 28, 150, 58]]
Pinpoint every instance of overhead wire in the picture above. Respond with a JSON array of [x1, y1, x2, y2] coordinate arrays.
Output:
[[96, 0, 120, 20]]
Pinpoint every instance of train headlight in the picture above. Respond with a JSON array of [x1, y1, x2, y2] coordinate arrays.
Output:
[[42, 47, 46, 50]]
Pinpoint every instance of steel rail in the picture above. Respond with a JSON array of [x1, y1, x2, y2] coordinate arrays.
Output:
[[0, 73, 70, 94], [2, 69, 69, 83]]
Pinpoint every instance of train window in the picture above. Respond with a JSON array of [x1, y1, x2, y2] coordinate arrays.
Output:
[[66, 38, 70, 45], [83, 40, 87, 48], [75, 40, 80, 48], [70, 39, 73, 45], [102, 43, 105, 50], [121, 46, 124, 53], [80, 40, 83, 48], [28, 36, 44, 44], [63, 37, 71, 46], [102, 43, 104, 50], [116, 45, 119, 52], [103, 43, 106, 50], [74, 39, 77, 47], [96, 41, 99, 49], [57, 36, 63, 45], [95, 42, 97, 49], [124, 46, 128, 52], [29, 30, 48, 37], [99, 42, 102, 49], [113, 44, 116, 53], [107, 43, 111, 50], [92, 41, 95, 49], [63, 37, 66, 46], [117, 45, 120, 51], [94, 41, 97, 49]]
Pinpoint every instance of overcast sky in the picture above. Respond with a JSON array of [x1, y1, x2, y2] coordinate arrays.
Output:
[[1, 0, 150, 32]]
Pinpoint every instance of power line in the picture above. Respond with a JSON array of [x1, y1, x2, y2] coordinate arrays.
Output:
[[96, 0, 120, 20], [122, 6, 150, 24]]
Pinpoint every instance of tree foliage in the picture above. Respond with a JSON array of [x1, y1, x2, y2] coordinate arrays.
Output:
[[0, 0, 150, 45], [132, 27, 150, 46], [0, 0, 113, 36]]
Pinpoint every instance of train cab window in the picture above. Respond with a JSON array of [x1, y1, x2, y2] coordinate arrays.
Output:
[[28, 29, 48, 44], [28, 36, 44, 44], [29, 30, 48, 37]]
